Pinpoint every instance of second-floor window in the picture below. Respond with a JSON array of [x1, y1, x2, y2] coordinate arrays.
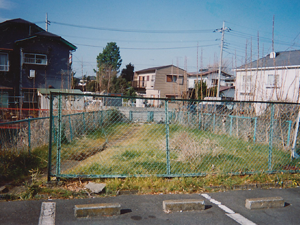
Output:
[[267, 74, 280, 87], [24, 53, 47, 65], [0, 53, 9, 71]]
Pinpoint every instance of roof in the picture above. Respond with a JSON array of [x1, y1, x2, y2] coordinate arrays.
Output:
[[219, 86, 235, 92], [188, 70, 233, 77], [135, 65, 184, 73], [237, 50, 300, 70], [0, 18, 77, 50], [37, 88, 82, 95]]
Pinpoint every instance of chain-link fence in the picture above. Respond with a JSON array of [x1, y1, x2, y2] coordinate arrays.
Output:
[[47, 92, 300, 180]]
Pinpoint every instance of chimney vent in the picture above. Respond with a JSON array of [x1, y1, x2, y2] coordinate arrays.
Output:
[[270, 52, 276, 59]]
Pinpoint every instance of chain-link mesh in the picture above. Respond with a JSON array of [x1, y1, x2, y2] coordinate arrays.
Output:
[[45, 93, 300, 178]]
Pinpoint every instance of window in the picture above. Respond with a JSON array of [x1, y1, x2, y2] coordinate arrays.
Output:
[[212, 79, 218, 85], [23, 91, 37, 103], [0, 92, 9, 107], [178, 76, 184, 85], [241, 75, 251, 93], [0, 53, 9, 71], [267, 74, 280, 87], [24, 53, 47, 65], [166, 75, 178, 83]]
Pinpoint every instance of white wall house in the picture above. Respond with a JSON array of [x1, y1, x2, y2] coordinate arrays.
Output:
[[187, 70, 234, 89], [235, 50, 300, 103]]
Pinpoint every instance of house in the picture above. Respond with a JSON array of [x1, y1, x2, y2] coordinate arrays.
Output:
[[132, 65, 187, 106], [187, 69, 234, 89], [187, 69, 234, 99], [235, 50, 300, 103], [0, 18, 77, 118]]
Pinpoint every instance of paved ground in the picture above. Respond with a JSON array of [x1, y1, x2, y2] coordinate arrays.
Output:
[[1, 187, 300, 225]]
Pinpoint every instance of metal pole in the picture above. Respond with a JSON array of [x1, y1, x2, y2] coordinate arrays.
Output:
[[69, 115, 72, 142], [165, 100, 170, 175], [268, 104, 274, 171], [47, 92, 54, 182], [28, 118, 31, 154], [253, 117, 257, 143], [287, 120, 292, 146], [56, 94, 62, 179]]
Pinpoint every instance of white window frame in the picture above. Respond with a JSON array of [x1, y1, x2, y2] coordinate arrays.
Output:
[[266, 74, 280, 88], [24, 53, 47, 65], [0, 53, 9, 71], [241, 74, 251, 93]]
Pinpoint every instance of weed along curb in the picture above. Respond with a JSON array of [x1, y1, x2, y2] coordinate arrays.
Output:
[[74, 203, 121, 218], [245, 197, 285, 209], [163, 199, 205, 212]]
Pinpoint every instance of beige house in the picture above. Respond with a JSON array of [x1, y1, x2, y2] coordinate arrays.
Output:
[[133, 65, 187, 106]]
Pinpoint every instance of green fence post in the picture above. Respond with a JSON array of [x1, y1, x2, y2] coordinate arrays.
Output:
[[287, 120, 292, 146], [93, 111, 96, 130], [230, 116, 233, 136], [56, 93, 62, 179], [253, 117, 257, 143], [69, 115, 72, 142], [100, 111, 103, 126], [165, 100, 170, 175], [28, 118, 31, 154], [82, 112, 86, 133], [129, 111, 133, 121], [213, 114, 216, 133], [198, 113, 201, 130], [48, 92, 54, 182], [268, 103, 274, 172]]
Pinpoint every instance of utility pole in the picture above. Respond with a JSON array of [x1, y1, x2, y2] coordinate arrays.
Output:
[[215, 21, 230, 98], [45, 13, 50, 31]]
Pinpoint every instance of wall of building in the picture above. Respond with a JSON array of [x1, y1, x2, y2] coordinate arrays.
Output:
[[235, 68, 300, 102]]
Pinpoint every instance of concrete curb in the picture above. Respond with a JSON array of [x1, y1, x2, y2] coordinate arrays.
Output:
[[245, 196, 285, 209], [74, 203, 121, 218], [163, 199, 205, 212]]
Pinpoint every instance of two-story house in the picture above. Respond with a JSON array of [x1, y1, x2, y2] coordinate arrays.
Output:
[[235, 50, 300, 103], [187, 69, 235, 99], [0, 18, 76, 117], [133, 65, 187, 106]]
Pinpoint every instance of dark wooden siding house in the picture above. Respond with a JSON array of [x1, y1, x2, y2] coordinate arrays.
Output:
[[0, 18, 76, 119]]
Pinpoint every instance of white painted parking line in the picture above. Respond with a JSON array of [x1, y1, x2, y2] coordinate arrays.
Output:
[[201, 194, 256, 225], [218, 204, 235, 214], [210, 199, 222, 205], [38, 202, 56, 225], [226, 213, 257, 225]]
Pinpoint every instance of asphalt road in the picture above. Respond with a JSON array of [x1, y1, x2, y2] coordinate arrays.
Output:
[[1, 187, 300, 225]]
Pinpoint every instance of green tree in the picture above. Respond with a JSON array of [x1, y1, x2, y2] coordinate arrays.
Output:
[[121, 63, 134, 82], [96, 42, 122, 93]]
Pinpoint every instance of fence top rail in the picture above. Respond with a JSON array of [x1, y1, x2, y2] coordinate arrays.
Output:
[[49, 92, 300, 106]]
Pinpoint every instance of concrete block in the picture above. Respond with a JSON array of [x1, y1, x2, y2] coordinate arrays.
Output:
[[85, 182, 106, 194], [245, 196, 284, 209], [163, 199, 205, 212], [74, 203, 121, 218]]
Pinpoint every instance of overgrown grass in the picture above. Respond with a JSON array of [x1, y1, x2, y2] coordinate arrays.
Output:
[[0, 145, 48, 185], [59, 123, 300, 177]]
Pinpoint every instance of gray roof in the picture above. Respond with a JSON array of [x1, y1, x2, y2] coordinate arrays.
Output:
[[238, 50, 300, 69], [135, 65, 184, 73]]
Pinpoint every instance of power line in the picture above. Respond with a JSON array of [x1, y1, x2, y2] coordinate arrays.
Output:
[[73, 43, 218, 50], [60, 34, 215, 44], [51, 21, 214, 34]]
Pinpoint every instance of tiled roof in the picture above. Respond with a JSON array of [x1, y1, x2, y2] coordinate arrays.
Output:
[[237, 50, 300, 69]]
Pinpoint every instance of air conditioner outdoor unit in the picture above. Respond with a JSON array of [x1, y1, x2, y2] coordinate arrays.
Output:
[[29, 70, 35, 78]]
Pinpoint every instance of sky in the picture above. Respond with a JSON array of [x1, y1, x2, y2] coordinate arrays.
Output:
[[1, 0, 300, 77]]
